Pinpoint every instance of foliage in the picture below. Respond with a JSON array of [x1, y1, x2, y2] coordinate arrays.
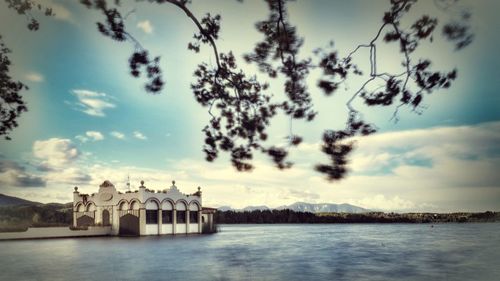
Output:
[[215, 210, 500, 224], [0, 37, 28, 140], [0, 0, 54, 139], [0, 0, 474, 181], [0, 203, 72, 231]]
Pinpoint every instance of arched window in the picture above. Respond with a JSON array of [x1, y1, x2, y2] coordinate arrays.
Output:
[[189, 202, 200, 223], [76, 204, 85, 212], [176, 201, 187, 223], [145, 200, 159, 224], [161, 201, 173, 224], [86, 202, 96, 212], [130, 201, 140, 210], [119, 201, 129, 211], [102, 209, 110, 226]]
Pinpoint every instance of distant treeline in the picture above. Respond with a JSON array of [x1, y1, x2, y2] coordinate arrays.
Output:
[[0, 204, 72, 231], [215, 209, 500, 224], [1, 204, 498, 232]]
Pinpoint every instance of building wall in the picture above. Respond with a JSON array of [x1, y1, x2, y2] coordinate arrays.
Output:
[[73, 181, 203, 236], [161, 224, 173, 235], [176, 224, 187, 234], [0, 226, 112, 240], [189, 224, 199, 233], [145, 224, 159, 235]]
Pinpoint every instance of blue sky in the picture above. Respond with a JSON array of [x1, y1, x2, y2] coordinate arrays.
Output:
[[0, 0, 499, 211]]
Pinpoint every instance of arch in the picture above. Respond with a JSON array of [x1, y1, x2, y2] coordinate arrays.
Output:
[[77, 215, 94, 227], [119, 214, 139, 236], [175, 200, 187, 211], [129, 199, 141, 210], [102, 209, 110, 226], [161, 199, 174, 210], [118, 200, 129, 211], [86, 202, 96, 212], [189, 201, 201, 211], [75, 202, 85, 212], [145, 198, 160, 210]]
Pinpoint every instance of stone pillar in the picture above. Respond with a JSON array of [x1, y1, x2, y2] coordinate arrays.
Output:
[[209, 214, 213, 232], [72, 211, 77, 227], [158, 209, 162, 235], [198, 211, 202, 233], [96, 208, 101, 225], [186, 210, 190, 234], [112, 206, 118, 235], [139, 208, 146, 235], [173, 209, 177, 235], [72, 187, 79, 227]]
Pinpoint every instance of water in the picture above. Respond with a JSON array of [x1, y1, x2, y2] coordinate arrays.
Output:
[[0, 224, 499, 281]]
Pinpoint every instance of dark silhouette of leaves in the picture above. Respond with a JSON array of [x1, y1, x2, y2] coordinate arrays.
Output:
[[0, 37, 28, 140], [81, 0, 164, 93], [0, 0, 474, 181], [0, 1, 54, 139]]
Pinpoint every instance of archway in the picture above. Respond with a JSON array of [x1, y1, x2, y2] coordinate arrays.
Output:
[[77, 215, 94, 227], [102, 209, 110, 226], [119, 213, 139, 236]]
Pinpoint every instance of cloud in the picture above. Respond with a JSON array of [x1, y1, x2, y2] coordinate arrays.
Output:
[[75, 135, 88, 143], [5, 122, 498, 210], [70, 89, 116, 117], [51, 3, 72, 22], [45, 167, 92, 184], [133, 131, 147, 140], [137, 20, 153, 34], [86, 131, 104, 141], [25, 72, 44, 82], [348, 194, 416, 211], [32, 0, 73, 22], [111, 131, 125, 140], [33, 138, 80, 168], [0, 160, 46, 188]]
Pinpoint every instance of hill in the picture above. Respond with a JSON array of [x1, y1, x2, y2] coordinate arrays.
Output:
[[0, 194, 72, 231], [0, 193, 40, 206]]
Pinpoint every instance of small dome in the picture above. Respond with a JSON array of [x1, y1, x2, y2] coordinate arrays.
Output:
[[100, 180, 115, 188]]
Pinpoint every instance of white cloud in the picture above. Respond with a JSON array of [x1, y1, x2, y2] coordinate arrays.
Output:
[[25, 72, 44, 82], [137, 20, 154, 34], [51, 3, 72, 21], [70, 89, 116, 117], [45, 167, 91, 184], [348, 195, 416, 211], [86, 131, 104, 141], [33, 0, 73, 22], [133, 131, 147, 140], [111, 131, 125, 140], [75, 135, 88, 143], [33, 138, 79, 168], [4, 122, 498, 210]]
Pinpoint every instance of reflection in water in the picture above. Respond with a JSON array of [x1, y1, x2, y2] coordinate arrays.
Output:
[[1, 224, 499, 281]]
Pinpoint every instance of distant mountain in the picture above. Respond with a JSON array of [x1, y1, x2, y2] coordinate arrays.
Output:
[[217, 206, 234, 211], [0, 193, 40, 206], [217, 202, 368, 213], [276, 202, 369, 213], [242, 205, 271, 212]]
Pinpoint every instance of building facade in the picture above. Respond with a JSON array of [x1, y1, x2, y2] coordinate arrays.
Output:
[[73, 180, 213, 236]]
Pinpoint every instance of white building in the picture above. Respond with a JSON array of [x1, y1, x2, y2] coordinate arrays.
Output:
[[73, 180, 215, 236]]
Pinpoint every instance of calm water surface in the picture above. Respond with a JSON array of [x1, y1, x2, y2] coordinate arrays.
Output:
[[1, 224, 499, 281]]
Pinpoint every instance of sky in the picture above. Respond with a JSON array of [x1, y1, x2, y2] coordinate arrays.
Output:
[[0, 0, 499, 212]]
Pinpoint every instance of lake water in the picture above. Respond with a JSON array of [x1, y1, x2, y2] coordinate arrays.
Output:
[[0, 224, 499, 281]]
